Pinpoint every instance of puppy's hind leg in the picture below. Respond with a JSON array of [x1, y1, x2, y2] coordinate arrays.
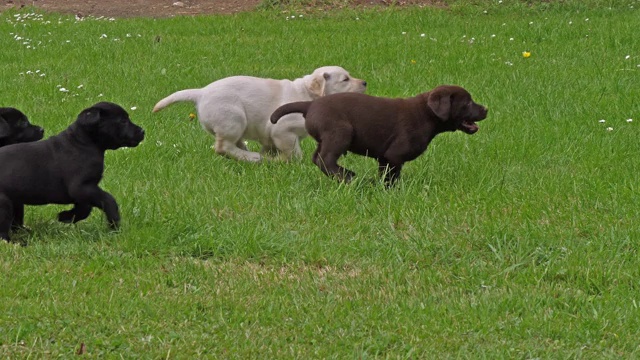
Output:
[[214, 136, 262, 162], [314, 137, 355, 182], [204, 114, 261, 162], [58, 203, 93, 224]]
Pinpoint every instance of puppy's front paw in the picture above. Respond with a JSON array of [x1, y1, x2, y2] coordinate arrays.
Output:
[[57, 210, 76, 223], [107, 218, 120, 230]]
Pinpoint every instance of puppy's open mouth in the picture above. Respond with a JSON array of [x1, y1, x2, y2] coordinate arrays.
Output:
[[459, 121, 479, 134]]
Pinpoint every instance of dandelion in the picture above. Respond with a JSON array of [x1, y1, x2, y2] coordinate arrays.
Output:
[[522, 51, 531, 58], [410, 59, 416, 64], [189, 113, 196, 120]]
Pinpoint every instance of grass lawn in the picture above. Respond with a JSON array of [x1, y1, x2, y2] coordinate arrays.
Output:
[[1, 0, 639, 357]]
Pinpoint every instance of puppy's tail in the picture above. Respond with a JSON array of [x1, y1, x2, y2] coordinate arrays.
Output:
[[270, 101, 312, 124], [152, 89, 202, 113]]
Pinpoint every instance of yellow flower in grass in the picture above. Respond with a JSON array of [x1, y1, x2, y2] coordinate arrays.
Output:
[[189, 112, 196, 120], [410, 59, 417, 64], [522, 51, 531, 58]]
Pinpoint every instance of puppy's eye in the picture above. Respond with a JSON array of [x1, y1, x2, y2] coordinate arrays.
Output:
[[343, 77, 350, 82]]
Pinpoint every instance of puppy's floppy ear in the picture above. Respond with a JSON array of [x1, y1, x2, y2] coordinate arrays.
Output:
[[0, 117, 10, 139], [427, 89, 452, 121], [308, 72, 329, 98], [76, 107, 102, 128]]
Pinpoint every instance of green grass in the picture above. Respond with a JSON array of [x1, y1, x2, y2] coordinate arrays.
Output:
[[1, 0, 639, 357]]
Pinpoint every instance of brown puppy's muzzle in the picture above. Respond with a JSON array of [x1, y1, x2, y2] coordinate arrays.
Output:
[[459, 105, 488, 135]]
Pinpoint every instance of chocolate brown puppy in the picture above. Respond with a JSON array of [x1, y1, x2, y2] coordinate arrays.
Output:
[[271, 85, 488, 185], [0, 102, 145, 242], [0, 107, 44, 147]]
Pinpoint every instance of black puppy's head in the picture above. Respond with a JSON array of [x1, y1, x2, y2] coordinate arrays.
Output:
[[75, 102, 145, 150], [0, 107, 44, 147], [425, 85, 488, 134]]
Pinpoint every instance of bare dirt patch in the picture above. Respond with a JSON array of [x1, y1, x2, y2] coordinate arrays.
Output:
[[3, 0, 443, 18]]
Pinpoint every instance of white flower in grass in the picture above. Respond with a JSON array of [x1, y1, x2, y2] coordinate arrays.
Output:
[[100, 34, 107, 39], [626, 118, 633, 123], [401, 31, 406, 35], [420, 33, 426, 37], [509, 37, 514, 41], [569, 21, 573, 25], [625, 55, 631, 60], [130, 106, 137, 111], [491, 34, 496, 38], [606, 127, 613, 131], [97, 93, 103, 97], [598, 119, 606, 123], [77, 84, 84, 89], [59, 87, 69, 93]]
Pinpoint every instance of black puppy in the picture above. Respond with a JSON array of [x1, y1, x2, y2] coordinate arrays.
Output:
[[0, 102, 145, 241], [0, 107, 44, 147], [271, 85, 488, 186]]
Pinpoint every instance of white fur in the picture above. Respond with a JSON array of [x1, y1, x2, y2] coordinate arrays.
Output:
[[153, 66, 367, 162]]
